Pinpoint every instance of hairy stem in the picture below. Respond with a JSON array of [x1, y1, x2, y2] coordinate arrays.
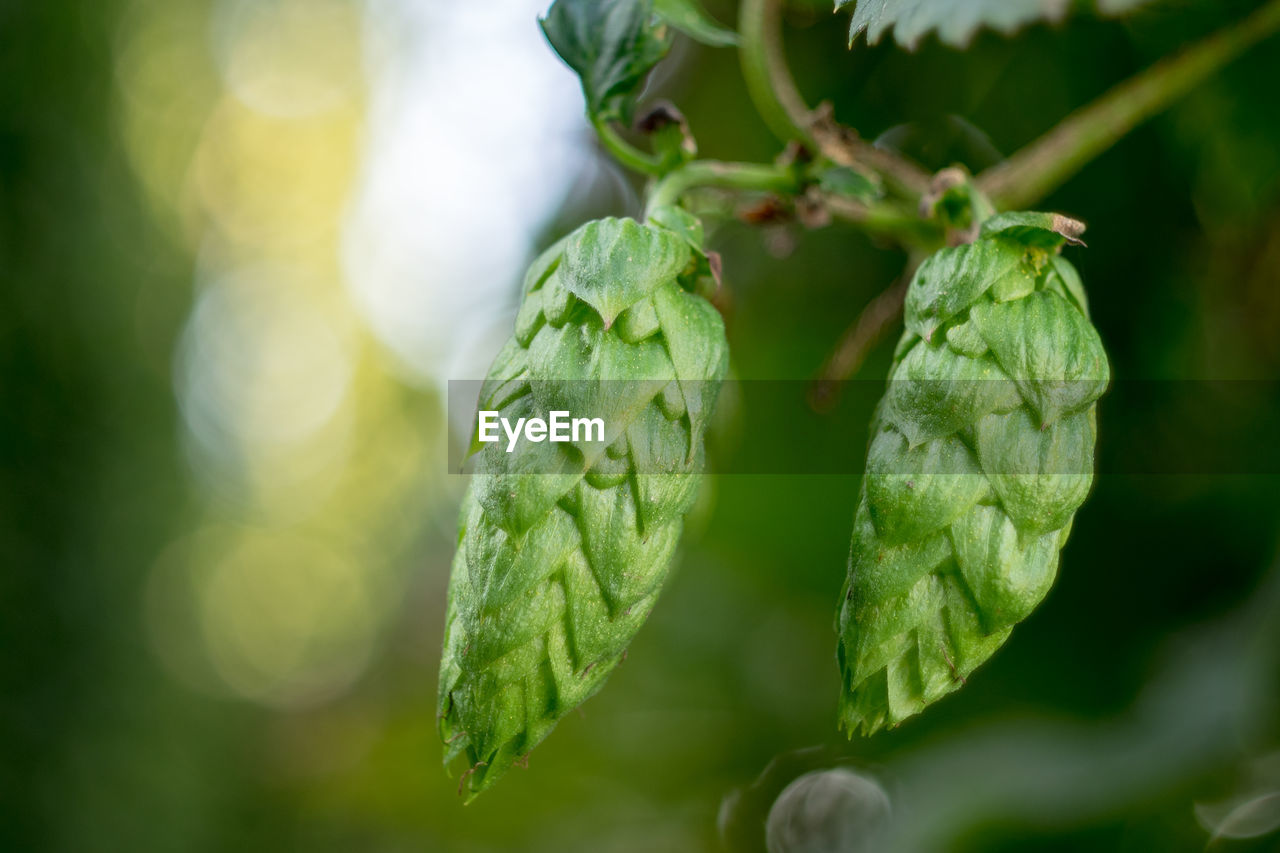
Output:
[[978, 0, 1280, 209], [739, 0, 812, 142], [591, 115, 665, 176], [644, 160, 800, 217]]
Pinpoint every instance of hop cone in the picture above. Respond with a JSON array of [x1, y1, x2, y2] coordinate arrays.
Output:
[[838, 212, 1110, 736], [439, 214, 728, 796]]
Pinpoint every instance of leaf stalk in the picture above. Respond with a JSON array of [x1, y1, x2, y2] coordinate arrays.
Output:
[[591, 115, 667, 176]]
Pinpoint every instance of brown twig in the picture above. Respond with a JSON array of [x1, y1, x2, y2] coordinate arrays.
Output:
[[809, 102, 931, 200], [808, 260, 919, 412]]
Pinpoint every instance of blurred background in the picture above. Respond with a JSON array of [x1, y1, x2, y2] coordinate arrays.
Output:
[[2, 0, 1279, 850]]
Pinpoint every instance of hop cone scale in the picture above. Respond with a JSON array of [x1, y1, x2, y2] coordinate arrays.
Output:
[[838, 212, 1110, 736], [438, 214, 727, 796]]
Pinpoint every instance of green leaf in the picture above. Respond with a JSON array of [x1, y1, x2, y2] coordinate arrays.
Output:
[[521, 235, 568, 295], [559, 218, 692, 327], [980, 211, 1086, 249], [816, 165, 883, 202], [627, 404, 702, 531], [647, 203, 705, 250], [973, 407, 1095, 535], [615, 296, 662, 343], [539, 267, 576, 328], [847, 497, 952, 609], [943, 317, 988, 357], [835, 0, 1156, 50], [949, 503, 1061, 633], [837, 0, 1071, 49], [541, 0, 673, 121], [651, 279, 729, 460], [1047, 256, 1090, 317], [654, 0, 739, 46], [865, 426, 990, 545], [903, 238, 1029, 342], [576, 479, 682, 611], [472, 415, 585, 536], [526, 316, 675, 452], [885, 338, 1021, 447], [970, 290, 1110, 427]]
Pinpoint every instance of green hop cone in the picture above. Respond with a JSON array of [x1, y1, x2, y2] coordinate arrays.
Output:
[[837, 212, 1110, 736], [439, 213, 728, 797]]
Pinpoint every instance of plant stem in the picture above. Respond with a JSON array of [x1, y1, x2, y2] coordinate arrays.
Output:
[[739, 0, 811, 142], [809, 104, 931, 200], [739, 0, 930, 201], [644, 160, 800, 218], [591, 115, 665, 176], [978, 0, 1280, 209], [643, 158, 941, 249], [824, 194, 942, 248]]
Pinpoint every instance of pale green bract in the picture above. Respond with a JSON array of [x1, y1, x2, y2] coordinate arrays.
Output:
[[438, 215, 728, 797], [837, 212, 1109, 736]]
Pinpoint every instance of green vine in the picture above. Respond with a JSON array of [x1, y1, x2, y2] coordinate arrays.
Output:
[[591, 115, 668, 176]]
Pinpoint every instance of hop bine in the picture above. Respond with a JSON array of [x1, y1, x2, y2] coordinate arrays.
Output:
[[439, 213, 727, 797], [838, 212, 1110, 736]]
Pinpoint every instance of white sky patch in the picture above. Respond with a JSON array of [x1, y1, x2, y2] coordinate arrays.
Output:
[[344, 0, 588, 386]]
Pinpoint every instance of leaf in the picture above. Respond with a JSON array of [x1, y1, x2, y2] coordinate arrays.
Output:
[[647, 203, 705, 250], [817, 165, 883, 202], [903, 238, 1028, 342], [974, 407, 1095, 535], [651, 279, 729, 460], [1047, 256, 1090, 317], [885, 337, 1020, 447], [835, 0, 1161, 51], [526, 315, 675, 452], [576, 479, 682, 611], [627, 403, 701, 531], [865, 425, 990, 545], [471, 406, 585, 536], [654, 0, 739, 46], [837, 0, 1071, 49], [541, 0, 672, 121], [847, 497, 952, 611], [943, 317, 988, 357], [521, 235, 568, 295], [970, 290, 1110, 426], [980, 211, 1086, 248], [949, 503, 1061, 633], [615, 296, 662, 343], [559, 218, 692, 327]]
